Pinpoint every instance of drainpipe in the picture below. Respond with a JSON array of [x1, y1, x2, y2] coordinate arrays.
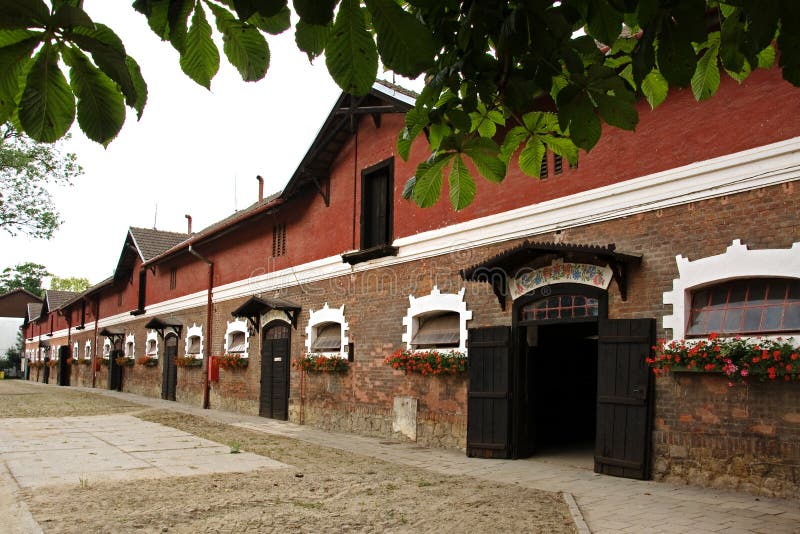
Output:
[[257, 175, 264, 202], [188, 245, 213, 409], [92, 296, 99, 389]]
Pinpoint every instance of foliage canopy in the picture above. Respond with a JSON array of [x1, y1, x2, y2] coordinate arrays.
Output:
[[0, 1, 797, 209]]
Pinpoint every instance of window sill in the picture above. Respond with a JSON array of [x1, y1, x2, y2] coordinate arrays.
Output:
[[342, 244, 398, 265]]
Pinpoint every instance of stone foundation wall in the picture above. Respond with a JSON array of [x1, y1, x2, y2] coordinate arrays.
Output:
[[653, 373, 800, 499]]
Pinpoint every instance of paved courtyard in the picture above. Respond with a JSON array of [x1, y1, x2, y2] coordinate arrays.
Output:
[[2, 382, 798, 533]]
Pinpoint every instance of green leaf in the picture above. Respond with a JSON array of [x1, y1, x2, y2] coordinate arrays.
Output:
[[249, 6, 290, 34], [657, 19, 696, 87], [18, 44, 76, 143], [498, 126, 530, 164], [522, 111, 559, 133], [139, 0, 170, 39], [67, 24, 139, 114], [0, 29, 40, 47], [0, 0, 50, 29], [167, 0, 194, 53], [640, 69, 668, 109], [62, 46, 125, 146], [295, 20, 330, 61], [0, 36, 39, 100], [293, 0, 336, 25], [719, 9, 746, 74], [412, 155, 451, 208], [365, 0, 436, 78], [462, 137, 505, 183], [448, 154, 475, 211], [518, 136, 545, 178], [691, 42, 720, 101], [325, 0, 377, 95], [401, 175, 415, 200], [427, 122, 450, 152], [232, 0, 285, 20], [595, 93, 638, 130], [208, 2, 270, 81], [540, 134, 579, 165], [125, 56, 147, 119], [756, 45, 775, 69], [557, 85, 602, 151], [397, 106, 428, 160], [586, 0, 623, 46], [51, 3, 94, 29], [180, 3, 219, 88]]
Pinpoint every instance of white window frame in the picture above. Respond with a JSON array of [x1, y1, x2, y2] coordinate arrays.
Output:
[[305, 303, 348, 357], [663, 240, 800, 340], [224, 318, 249, 357], [146, 330, 159, 357], [402, 286, 472, 353], [125, 333, 135, 358], [84, 339, 92, 360], [102, 338, 111, 358], [185, 323, 204, 359], [73, 342, 79, 358]]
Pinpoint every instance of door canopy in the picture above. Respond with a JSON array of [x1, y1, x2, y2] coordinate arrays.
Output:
[[231, 296, 301, 332], [460, 241, 641, 310]]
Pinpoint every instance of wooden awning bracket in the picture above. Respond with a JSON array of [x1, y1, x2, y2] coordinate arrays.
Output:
[[309, 174, 330, 207]]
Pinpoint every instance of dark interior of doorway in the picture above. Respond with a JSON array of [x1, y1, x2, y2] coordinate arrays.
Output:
[[524, 321, 597, 459]]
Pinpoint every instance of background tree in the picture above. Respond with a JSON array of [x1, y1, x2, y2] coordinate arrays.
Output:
[[1, 330, 23, 371], [0, 1, 797, 209], [49, 275, 89, 292], [0, 122, 82, 239], [0, 262, 50, 297]]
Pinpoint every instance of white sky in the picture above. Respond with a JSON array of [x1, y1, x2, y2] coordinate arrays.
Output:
[[0, 2, 377, 284]]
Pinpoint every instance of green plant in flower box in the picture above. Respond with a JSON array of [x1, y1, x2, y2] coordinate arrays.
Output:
[[384, 348, 467, 375], [292, 353, 349, 373]]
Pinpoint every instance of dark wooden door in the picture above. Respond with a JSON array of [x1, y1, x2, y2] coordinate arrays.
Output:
[[260, 323, 290, 420], [595, 318, 655, 480], [466, 326, 512, 458], [162, 335, 178, 401], [58, 345, 71, 386]]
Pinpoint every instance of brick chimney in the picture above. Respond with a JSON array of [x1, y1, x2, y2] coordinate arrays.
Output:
[[185, 214, 192, 234], [257, 175, 264, 202]]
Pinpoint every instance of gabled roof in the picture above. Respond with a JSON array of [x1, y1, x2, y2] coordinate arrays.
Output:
[[0, 287, 42, 301], [61, 276, 113, 309], [144, 81, 414, 267], [115, 227, 189, 281], [45, 290, 79, 311], [26, 302, 43, 323]]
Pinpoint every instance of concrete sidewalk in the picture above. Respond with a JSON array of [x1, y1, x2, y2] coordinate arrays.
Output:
[[73, 386, 799, 534]]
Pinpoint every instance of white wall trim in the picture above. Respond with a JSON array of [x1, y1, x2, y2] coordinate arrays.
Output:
[[185, 323, 203, 359], [84, 339, 92, 359], [125, 333, 135, 358], [663, 240, 800, 339], [73, 136, 800, 326], [146, 330, 159, 356], [73, 341, 78, 358], [102, 337, 111, 358], [224, 318, 249, 357], [402, 286, 472, 352], [305, 303, 349, 356]]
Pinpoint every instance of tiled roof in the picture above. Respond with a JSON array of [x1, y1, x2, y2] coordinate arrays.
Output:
[[129, 227, 190, 261], [374, 79, 419, 100], [46, 290, 79, 310], [27, 302, 42, 320]]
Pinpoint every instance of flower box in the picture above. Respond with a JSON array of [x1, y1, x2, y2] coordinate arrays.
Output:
[[136, 355, 159, 367], [176, 356, 202, 368], [217, 353, 248, 370], [292, 353, 348, 373], [648, 334, 799, 386], [384, 349, 467, 375]]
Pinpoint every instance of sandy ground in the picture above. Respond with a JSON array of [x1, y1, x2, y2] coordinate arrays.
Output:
[[1, 381, 575, 533]]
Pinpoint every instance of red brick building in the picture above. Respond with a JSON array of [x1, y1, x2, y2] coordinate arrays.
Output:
[[24, 73, 800, 498]]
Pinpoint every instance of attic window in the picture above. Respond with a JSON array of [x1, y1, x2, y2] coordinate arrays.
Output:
[[539, 152, 548, 178], [272, 223, 286, 257], [311, 322, 342, 352], [554, 154, 563, 175], [411, 312, 460, 349]]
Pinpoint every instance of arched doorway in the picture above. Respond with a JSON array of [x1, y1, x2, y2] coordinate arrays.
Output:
[[512, 284, 607, 459], [108, 338, 123, 391], [260, 321, 290, 420], [162, 333, 178, 401]]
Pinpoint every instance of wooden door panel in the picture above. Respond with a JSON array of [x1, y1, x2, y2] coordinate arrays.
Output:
[[595, 319, 654, 480]]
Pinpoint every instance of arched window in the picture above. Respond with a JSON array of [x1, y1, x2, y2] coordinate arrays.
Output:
[[305, 304, 348, 357], [125, 333, 135, 358], [687, 278, 800, 336], [224, 319, 249, 356], [402, 287, 472, 352], [185, 323, 203, 358], [519, 294, 599, 322], [84, 340, 92, 360]]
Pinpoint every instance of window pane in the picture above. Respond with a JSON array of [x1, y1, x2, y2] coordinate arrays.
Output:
[[728, 283, 747, 305], [742, 308, 762, 332], [705, 310, 724, 332], [765, 281, 787, 305], [762, 306, 782, 331], [784, 304, 800, 329], [747, 280, 767, 302], [710, 286, 729, 307], [722, 309, 743, 332], [692, 289, 709, 309]]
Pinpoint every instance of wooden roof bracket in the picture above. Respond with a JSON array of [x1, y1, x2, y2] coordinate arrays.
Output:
[[310, 174, 330, 207]]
